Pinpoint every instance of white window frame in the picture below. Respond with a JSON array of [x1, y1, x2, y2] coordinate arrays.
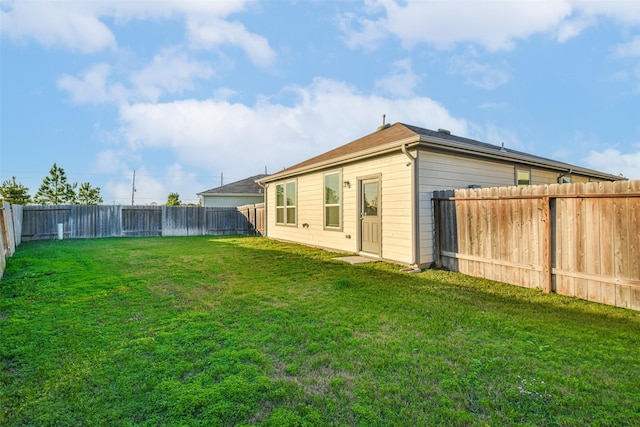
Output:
[[323, 171, 342, 230], [275, 180, 297, 226]]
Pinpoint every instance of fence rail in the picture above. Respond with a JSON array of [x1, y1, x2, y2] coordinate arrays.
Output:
[[433, 180, 640, 311], [20, 203, 264, 241]]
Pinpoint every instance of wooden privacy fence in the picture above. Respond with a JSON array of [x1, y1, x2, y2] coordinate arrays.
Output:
[[0, 202, 23, 279], [433, 180, 640, 311], [20, 203, 264, 241]]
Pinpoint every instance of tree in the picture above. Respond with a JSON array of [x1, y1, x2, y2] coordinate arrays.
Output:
[[34, 163, 77, 205], [0, 176, 32, 205], [77, 182, 103, 205], [166, 192, 181, 206]]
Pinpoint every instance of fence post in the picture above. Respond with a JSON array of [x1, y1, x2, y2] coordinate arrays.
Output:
[[432, 193, 442, 268], [541, 196, 553, 293]]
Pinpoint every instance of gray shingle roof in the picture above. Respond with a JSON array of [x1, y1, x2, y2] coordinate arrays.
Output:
[[260, 123, 622, 182], [198, 174, 267, 196]]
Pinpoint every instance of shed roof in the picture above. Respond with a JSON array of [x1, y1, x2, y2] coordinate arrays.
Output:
[[198, 174, 267, 196], [260, 123, 622, 182]]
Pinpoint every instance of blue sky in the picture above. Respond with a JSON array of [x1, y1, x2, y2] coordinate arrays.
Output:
[[1, 0, 639, 205]]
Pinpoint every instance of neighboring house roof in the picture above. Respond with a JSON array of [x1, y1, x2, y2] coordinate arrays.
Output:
[[260, 123, 623, 182], [198, 174, 267, 196]]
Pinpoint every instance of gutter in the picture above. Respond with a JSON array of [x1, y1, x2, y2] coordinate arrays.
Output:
[[401, 144, 420, 268]]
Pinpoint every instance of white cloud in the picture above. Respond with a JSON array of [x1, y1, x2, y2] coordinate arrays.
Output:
[[374, 58, 421, 97], [187, 17, 276, 68], [448, 48, 511, 90], [338, 13, 387, 52], [340, 0, 640, 53], [58, 50, 215, 104], [555, 15, 594, 43], [613, 36, 640, 59], [342, 0, 572, 52], [582, 146, 640, 180], [129, 48, 215, 102], [0, 1, 116, 53], [57, 63, 128, 104], [106, 78, 466, 203], [573, 0, 640, 26], [1, 0, 271, 68]]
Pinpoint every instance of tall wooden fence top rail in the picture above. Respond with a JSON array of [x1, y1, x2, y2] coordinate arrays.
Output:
[[433, 180, 640, 201], [433, 193, 640, 201]]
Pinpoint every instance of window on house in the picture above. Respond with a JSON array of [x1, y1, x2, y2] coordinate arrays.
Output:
[[324, 172, 341, 229], [516, 168, 531, 186], [276, 181, 296, 225]]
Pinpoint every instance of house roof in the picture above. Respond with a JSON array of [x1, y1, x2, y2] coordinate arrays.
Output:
[[260, 123, 623, 182], [198, 174, 267, 196]]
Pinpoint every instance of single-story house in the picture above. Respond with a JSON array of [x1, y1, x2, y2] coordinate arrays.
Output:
[[198, 174, 266, 207], [257, 123, 622, 268]]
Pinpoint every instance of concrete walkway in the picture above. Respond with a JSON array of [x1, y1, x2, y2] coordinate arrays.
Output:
[[334, 256, 379, 265]]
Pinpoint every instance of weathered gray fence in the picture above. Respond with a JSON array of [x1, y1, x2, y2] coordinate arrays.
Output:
[[20, 204, 264, 241], [433, 181, 640, 311]]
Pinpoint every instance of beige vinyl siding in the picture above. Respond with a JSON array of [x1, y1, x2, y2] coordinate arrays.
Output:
[[531, 169, 560, 185], [416, 151, 517, 267], [527, 169, 595, 185], [266, 152, 413, 265], [572, 174, 599, 183]]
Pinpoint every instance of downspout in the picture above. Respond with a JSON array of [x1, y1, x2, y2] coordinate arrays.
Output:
[[558, 169, 572, 183], [401, 144, 419, 268]]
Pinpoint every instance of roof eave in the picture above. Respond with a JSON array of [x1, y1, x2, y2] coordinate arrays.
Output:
[[259, 135, 421, 183], [197, 192, 264, 197]]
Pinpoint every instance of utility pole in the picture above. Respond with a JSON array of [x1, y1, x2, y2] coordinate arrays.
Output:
[[131, 170, 136, 206], [220, 172, 223, 187]]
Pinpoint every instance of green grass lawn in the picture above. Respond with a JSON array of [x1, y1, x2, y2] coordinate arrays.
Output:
[[1, 236, 639, 426]]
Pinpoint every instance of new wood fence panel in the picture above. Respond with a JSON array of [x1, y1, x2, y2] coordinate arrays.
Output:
[[237, 203, 265, 236], [434, 180, 640, 311]]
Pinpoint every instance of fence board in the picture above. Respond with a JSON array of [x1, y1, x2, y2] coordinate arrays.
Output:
[[19, 204, 264, 241], [2, 202, 16, 257], [434, 180, 640, 311]]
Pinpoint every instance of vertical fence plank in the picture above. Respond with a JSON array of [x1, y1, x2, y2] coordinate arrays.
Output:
[[585, 183, 602, 303], [431, 180, 639, 310], [20, 205, 264, 240]]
